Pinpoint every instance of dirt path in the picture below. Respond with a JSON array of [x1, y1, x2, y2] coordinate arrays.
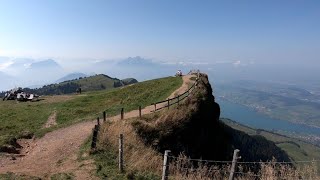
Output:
[[0, 75, 195, 179], [43, 111, 57, 128]]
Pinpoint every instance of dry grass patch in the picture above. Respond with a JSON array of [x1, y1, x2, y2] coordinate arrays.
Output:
[[97, 120, 163, 176], [169, 155, 319, 179]]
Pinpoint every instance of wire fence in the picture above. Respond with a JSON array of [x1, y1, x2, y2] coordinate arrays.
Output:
[[87, 70, 319, 179], [169, 155, 320, 164], [90, 124, 319, 179], [164, 152, 320, 180]]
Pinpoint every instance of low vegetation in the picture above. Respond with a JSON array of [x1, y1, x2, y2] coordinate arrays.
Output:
[[223, 118, 320, 173], [19, 74, 138, 95], [92, 74, 311, 179], [0, 172, 40, 180], [0, 76, 182, 149], [169, 155, 318, 179]]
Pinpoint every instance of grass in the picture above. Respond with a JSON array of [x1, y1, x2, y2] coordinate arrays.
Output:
[[0, 76, 182, 148], [41, 74, 122, 94], [92, 119, 162, 180], [50, 173, 75, 180], [276, 143, 309, 161], [0, 98, 59, 146], [78, 120, 161, 180], [222, 118, 320, 172], [90, 74, 319, 179], [169, 154, 318, 180], [91, 149, 127, 179], [67, 74, 117, 91], [0, 172, 41, 180], [55, 76, 182, 124]]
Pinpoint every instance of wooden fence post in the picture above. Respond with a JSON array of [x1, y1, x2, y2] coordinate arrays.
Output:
[[162, 150, 171, 180], [97, 117, 100, 126], [229, 149, 240, 180], [91, 125, 99, 150], [119, 134, 124, 173], [167, 99, 170, 109], [139, 106, 142, 118], [121, 108, 124, 120], [103, 111, 106, 122]]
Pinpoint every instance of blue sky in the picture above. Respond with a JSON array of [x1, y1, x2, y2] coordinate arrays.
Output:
[[0, 0, 319, 64]]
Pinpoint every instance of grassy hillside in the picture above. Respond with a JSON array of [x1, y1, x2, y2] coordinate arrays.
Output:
[[222, 118, 320, 171], [0, 76, 182, 149], [91, 74, 295, 179], [19, 74, 138, 95]]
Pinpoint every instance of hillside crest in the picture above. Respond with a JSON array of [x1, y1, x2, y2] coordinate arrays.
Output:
[[19, 74, 138, 95]]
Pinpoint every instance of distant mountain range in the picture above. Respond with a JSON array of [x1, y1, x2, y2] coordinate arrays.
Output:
[[116, 56, 156, 67], [0, 72, 16, 91], [0, 56, 191, 91], [0, 59, 65, 91], [28, 59, 62, 69]]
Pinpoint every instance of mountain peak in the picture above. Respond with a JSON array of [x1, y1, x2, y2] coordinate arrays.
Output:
[[117, 56, 155, 66], [56, 72, 87, 83], [30, 59, 61, 69]]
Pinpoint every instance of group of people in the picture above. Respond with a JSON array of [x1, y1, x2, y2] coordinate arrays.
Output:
[[176, 70, 183, 77], [2, 88, 38, 101]]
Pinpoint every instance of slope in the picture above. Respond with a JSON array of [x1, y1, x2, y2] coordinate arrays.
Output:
[[92, 73, 291, 179], [0, 75, 183, 179], [55, 72, 87, 83], [21, 74, 138, 95]]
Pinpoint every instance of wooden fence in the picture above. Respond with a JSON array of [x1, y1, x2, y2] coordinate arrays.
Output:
[[88, 70, 319, 179], [90, 71, 202, 151], [151, 70, 201, 112], [89, 70, 206, 174]]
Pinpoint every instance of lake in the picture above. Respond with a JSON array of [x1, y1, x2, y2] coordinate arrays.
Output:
[[218, 99, 320, 136]]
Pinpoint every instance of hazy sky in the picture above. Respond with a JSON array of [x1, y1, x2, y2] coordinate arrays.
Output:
[[0, 0, 319, 64]]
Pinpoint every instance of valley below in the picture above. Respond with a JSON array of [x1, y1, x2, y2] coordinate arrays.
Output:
[[214, 80, 320, 146]]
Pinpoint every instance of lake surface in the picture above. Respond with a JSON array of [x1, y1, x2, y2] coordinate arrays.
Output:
[[218, 99, 320, 136]]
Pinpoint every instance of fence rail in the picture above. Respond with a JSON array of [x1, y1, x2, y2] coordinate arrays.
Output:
[[87, 69, 319, 179], [91, 131, 320, 178], [151, 70, 201, 112], [162, 149, 320, 180]]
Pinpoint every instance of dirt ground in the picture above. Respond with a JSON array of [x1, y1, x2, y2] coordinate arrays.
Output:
[[0, 75, 195, 179]]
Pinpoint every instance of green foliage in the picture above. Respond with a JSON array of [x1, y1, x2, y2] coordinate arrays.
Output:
[[91, 149, 127, 180], [132, 75, 289, 163], [223, 118, 320, 172], [0, 99, 56, 146], [121, 78, 138, 85], [19, 74, 139, 96]]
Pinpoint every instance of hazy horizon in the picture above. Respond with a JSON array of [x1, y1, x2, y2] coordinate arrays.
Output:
[[1, 0, 320, 90], [0, 56, 319, 92]]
